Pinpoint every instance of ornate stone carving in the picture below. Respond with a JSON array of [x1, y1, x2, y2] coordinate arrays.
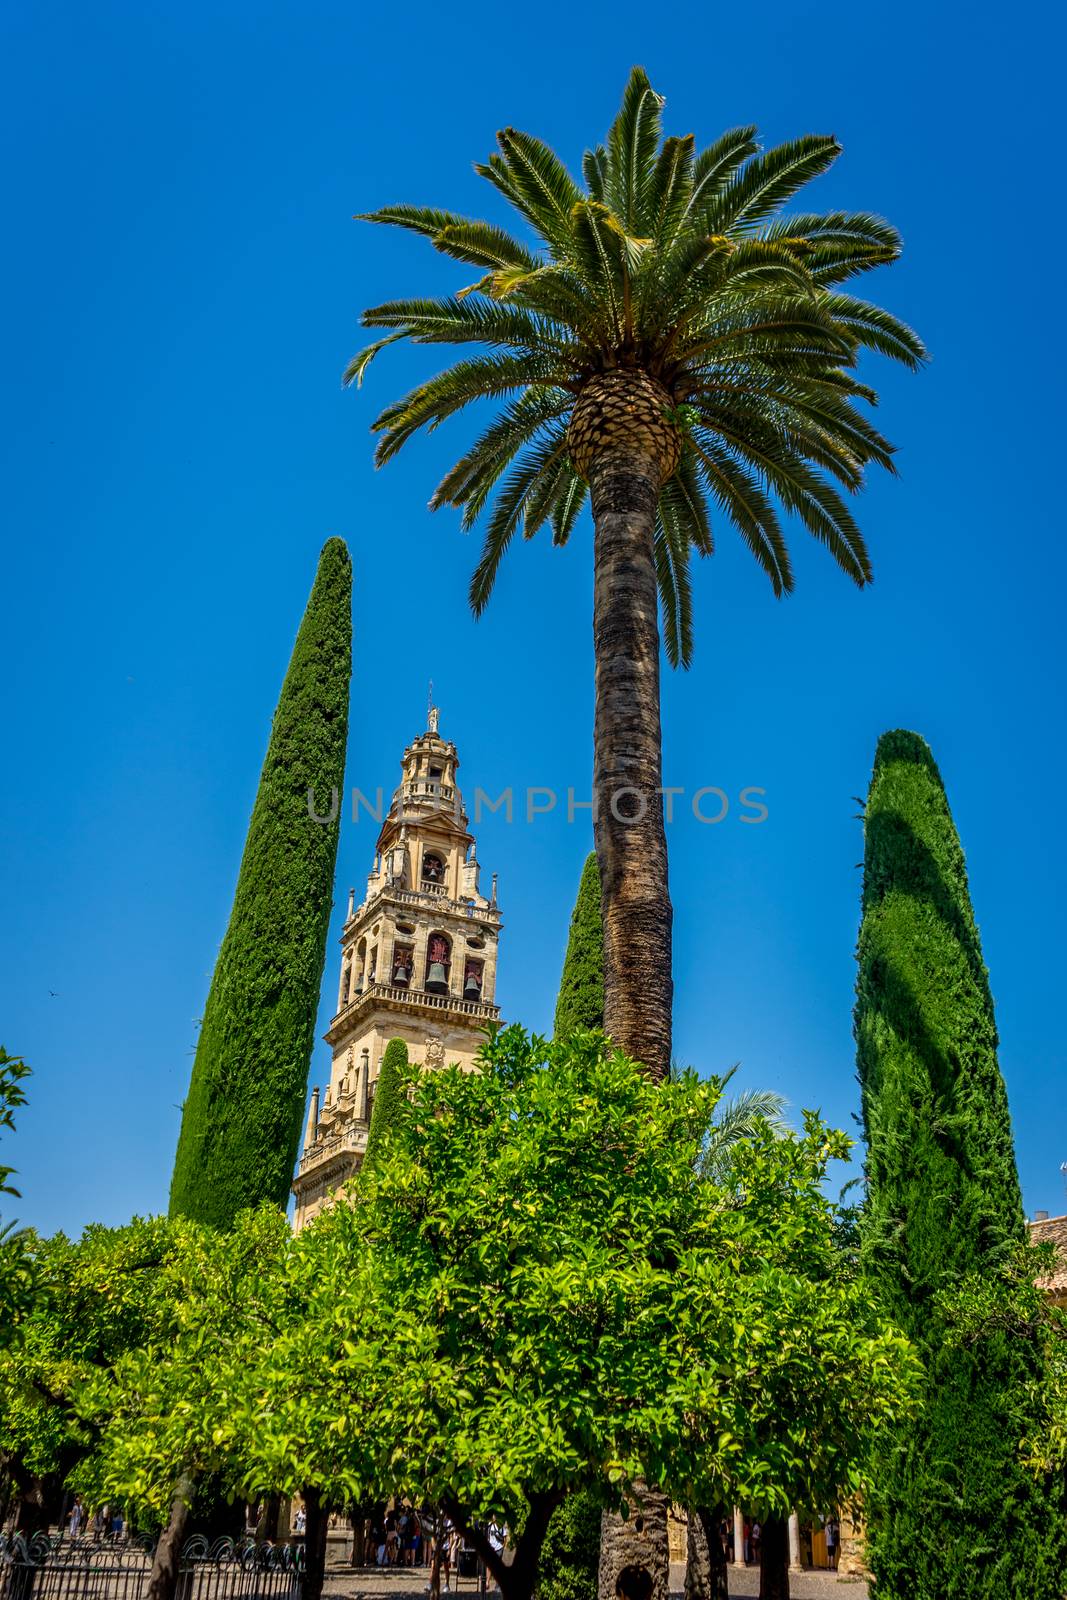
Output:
[[424, 1034, 445, 1067]]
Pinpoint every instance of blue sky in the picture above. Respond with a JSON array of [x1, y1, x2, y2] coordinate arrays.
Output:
[[2, 0, 1064, 1237]]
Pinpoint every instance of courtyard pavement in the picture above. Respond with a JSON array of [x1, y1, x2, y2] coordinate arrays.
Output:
[[321, 1563, 868, 1599]]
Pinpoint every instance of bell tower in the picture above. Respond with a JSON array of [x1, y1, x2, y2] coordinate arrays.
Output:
[[292, 708, 502, 1228]]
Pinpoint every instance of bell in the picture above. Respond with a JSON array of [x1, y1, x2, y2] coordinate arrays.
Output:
[[426, 960, 448, 993], [394, 962, 410, 985], [464, 973, 481, 999]]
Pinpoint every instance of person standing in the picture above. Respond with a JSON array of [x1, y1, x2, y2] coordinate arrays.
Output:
[[825, 1517, 839, 1572]]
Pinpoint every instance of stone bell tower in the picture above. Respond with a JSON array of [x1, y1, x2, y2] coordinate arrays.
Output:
[[292, 708, 502, 1228]]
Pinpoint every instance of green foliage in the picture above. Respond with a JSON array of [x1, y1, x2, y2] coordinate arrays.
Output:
[[169, 539, 352, 1227], [855, 729, 1067, 1598], [83, 1033, 918, 1560], [935, 1242, 1067, 1480], [0, 1045, 31, 1201], [245, 1029, 915, 1526], [78, 1208, 293, 1523], [536, 1489, 600, 1600], [364, 1039, 408, 1168], [347, 67, 924, 667], [554, 854, 604, 1036], [0, 1218, 176, 1506]]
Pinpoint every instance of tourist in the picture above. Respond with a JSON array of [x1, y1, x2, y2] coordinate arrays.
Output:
[[68, 1496, 84, 1540], [825, 1517, 839, 1572]]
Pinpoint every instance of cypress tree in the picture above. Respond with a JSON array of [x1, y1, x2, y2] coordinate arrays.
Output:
[[855, 729, 1066, 1598], [554, 853, 604, 1035], [364, 1038, 408, 1167], [169, 539, 352, 1226]]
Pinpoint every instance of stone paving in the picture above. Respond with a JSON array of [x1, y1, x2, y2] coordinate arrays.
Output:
[[321, 1562, 868, 1600]]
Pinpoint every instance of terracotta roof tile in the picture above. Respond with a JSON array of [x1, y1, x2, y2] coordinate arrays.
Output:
[[1028, 1213, 1067, 1297]]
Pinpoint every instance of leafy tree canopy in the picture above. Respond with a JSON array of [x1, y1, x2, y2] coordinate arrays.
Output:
[[0, 1217, 176, 1501], [76, 1031, 919, 1575], [77, 1208, 293, 1523], [0, 1045, 31, 1203]]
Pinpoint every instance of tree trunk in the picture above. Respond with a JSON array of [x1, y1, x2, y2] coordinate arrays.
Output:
[[597, 1485, 670, 1600], [685, 1509, 729, 1600], [590, 444, 674, 1600], [302, 1489, 330, 1600], [757, 1518, 789, 1600], [13, 1476, 47, 1536], [255, 1494, 281, 1544], [590, 447, 673, 1085], [444, 1493, 559, 1600], [147, 1470, 196, 1600]]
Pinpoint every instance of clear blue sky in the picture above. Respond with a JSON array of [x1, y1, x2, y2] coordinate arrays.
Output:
[[2, 0, 1064, 1237]]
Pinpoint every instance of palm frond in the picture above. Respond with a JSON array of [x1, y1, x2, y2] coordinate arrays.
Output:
[[342, 332, 405, 388], [647, 134, 696, 246], [604, 65, 665, 233], [583, 144, 609, 202], [550, 471, 587, 546], [482, 130, 582, 253], [690, 433, 794, 595], [699, 1088, 789, 1179], [468, 434, 568, 613], [707, 420, 872, 584], [686, 126, 760, 216], [819, 293, 927, 367], [652, 505, 694, 669], [433, 222, 542, 272], [707, 135, 841, 232], [372, 353, 564, 465], [361, 295, 575, 357], [355, 204, 472, 237], [429, 389, 572, 523]]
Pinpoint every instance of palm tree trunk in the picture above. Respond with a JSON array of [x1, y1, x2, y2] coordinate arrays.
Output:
[[590, 448, 672, 1082], [597, 1484, 670, 1600], [685, 1509, 729, 1600], [589, 447, 672, 1600]]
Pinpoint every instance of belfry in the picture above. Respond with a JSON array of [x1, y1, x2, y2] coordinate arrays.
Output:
[[292, 709, 502, 1228]]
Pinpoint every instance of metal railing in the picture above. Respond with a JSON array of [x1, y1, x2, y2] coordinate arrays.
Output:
[[332, 982, 499, 1030], [0, 1536, 303, 1600]]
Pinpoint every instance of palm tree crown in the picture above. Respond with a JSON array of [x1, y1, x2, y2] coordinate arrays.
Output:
[[347, 68, 924, 665]]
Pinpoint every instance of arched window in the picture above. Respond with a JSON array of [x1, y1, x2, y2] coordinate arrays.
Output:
[[422, 851, 445, 886], [425, 932, 451, 993], [463, 958, 484, 1001], [391, 943, 414, 987]]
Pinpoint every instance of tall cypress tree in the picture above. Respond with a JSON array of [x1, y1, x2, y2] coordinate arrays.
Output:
[[855, 729, 1066, 1598], [364, 1038, 408, 1168], [169, 539, 352, 1227], [554, 853, 604, 1035]]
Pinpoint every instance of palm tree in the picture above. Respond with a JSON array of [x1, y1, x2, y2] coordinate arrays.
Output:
[[347, 67, 923, 1082]]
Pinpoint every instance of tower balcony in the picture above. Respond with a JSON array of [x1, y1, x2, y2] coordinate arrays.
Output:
[[326, 980, 500, 1044], [294, 1119, 368, 1182], [348, 884, 500, 927]]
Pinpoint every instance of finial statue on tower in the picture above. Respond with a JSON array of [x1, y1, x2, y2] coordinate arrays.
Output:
[[427, 680, 440, 736]]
